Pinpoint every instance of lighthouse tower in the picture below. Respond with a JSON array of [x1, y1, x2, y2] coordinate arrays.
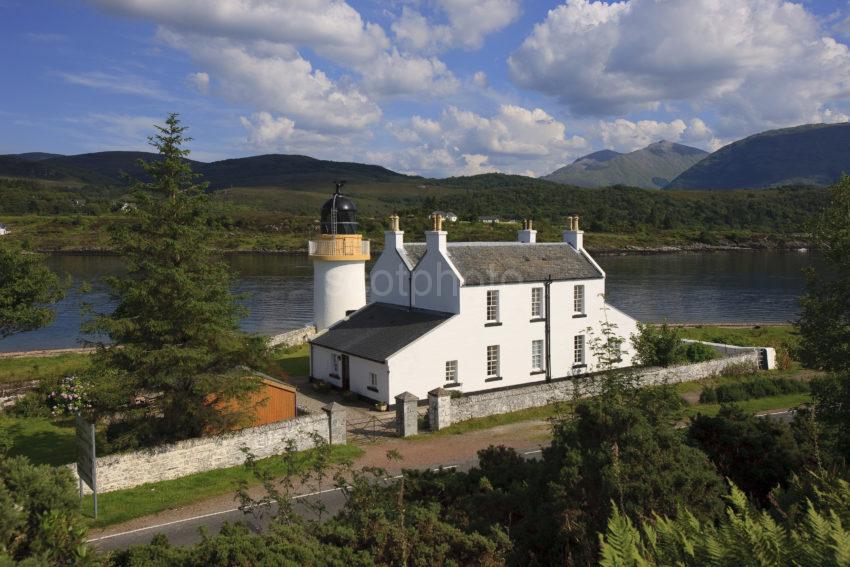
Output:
[[309, 182, 370, 331]]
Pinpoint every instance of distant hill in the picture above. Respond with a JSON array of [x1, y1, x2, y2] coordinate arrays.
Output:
[[196, 154, 413, 189], [543, 141, 707, 189], [7, 152, 65, 161], [0, 151, 413, 189], [667, 123, 850, 190]]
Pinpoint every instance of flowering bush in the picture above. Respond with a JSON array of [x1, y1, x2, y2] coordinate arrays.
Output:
[[46, 375, 90, 416]]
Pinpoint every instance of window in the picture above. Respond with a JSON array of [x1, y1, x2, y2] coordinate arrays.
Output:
[[486, 290, 500, 322], [574, 285, 585, 313], [487, 345, 500, 377], [574, 335, 586, 365], [445, 360, 458, 383], [370, 372, 378, 387], [331, 354, 339, 374], [531, 287, 543, 318], [531, 340, 544, 371]]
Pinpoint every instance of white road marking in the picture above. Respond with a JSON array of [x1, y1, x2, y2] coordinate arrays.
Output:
[[87, 474, 406, 543]]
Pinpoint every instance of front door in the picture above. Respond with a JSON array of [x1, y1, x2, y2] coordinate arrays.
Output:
[[341, 355, 350, 390]]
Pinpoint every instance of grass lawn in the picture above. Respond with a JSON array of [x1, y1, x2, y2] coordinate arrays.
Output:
[[83, 444, 363, 528], [265, 344, 309, 379], [677, 324, 796, 351], [419, 402, 572, 438], [0, 353, 92, 385], [683, 392, 811, 418], [1, 416, 77, 466]]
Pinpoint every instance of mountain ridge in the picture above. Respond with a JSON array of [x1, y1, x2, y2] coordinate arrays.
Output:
[[665, 122, 850, 190], [543, 141, 708, 189]]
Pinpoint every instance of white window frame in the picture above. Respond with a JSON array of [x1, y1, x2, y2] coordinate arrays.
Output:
[[331, 354, 339, 374], [369, 372, 378, 387], [531, 287, 543, 318], [487, 345, 500, 377], [574, 285, 585, 314], [486, 290, 500, 322], [445, 360, 458, 384], [574, 335, 586, 366], [531, 339, 544, 371]]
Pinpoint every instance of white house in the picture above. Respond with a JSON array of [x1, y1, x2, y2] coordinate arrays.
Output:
[[308, 192, 639, 404], [430, 210, 458, 222], [0, 224, 8, 236]]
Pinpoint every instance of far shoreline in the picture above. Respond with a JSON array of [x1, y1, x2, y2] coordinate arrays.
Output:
[[31, 241, 815, 258]]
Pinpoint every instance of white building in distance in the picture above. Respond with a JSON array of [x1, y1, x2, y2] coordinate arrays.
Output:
[[309, 193, 639, 404], [0, 224, 8, 236]]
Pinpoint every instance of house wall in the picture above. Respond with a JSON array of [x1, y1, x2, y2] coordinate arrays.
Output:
[[410, 236, 461, 314], [370, 232, 411, 308], [387, 276, 635, 401], [311, 344, 390, 403]]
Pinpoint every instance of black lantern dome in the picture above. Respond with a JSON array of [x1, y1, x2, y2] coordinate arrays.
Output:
[[320, 181, 358, 235]]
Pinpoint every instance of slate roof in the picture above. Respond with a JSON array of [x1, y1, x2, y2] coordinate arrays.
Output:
[[310, 303, 452, 362], [402, 242, 602, 285]]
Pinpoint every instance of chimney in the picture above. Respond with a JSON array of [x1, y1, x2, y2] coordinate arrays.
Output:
[[563, 215, 583, 251], [385, 214, 403, 250], [426, 213, 447, 253], [518, 219, 537, 243]]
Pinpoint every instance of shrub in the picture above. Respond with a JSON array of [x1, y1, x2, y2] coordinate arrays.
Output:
[[682, 342, 717, 363], [718, 361, 759, 378], [631, 322, 686, 367], [8, 391, 52, 418], [700, 377, 810, 404]]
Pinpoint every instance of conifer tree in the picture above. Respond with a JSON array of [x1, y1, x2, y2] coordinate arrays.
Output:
[[0, 246, 64, 339], [797, 174, 850, 374], [87, 114, 265, 447]]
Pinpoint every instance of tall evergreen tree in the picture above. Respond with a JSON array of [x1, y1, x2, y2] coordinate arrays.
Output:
[[0, 246, 64, 339], [796, 175, 850, 374], [87, 114, 265, 447], [795, 175, 850, 462]]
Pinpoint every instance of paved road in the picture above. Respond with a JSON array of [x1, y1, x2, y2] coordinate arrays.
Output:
[[89, 447, 544, 552]]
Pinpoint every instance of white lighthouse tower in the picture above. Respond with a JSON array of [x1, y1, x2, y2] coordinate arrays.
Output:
[[309, 182, 370, 331]]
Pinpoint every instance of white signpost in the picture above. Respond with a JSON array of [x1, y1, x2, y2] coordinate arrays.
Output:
[[75, 415, 97, 518]]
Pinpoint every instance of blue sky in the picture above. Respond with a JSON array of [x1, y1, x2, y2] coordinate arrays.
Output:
[[2, 0, 850, 177]]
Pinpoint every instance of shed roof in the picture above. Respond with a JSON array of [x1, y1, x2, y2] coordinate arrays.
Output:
[[402, 242, 602, 285], [310, 302, 452, 362]]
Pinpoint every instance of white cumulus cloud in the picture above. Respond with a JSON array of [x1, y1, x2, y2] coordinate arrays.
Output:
[[159, 30, 381, 133], [185, 71, 209, 94], [509, 0, 850, 139], [393, 0, 520, 53], [89, 0, 389, 66], [388, 104, 587, 176]]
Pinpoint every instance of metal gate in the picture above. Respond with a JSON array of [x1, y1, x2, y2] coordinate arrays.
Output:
[[347, 414, 397, 444]]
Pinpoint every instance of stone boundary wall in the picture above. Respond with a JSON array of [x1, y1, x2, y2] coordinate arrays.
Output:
[[268, 324, 317, 348], [69, 405, 345, 494], [439, 347, 762, 427]]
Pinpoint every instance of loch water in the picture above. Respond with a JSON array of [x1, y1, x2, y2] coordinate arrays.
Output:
[[0, 251, 818, 352]]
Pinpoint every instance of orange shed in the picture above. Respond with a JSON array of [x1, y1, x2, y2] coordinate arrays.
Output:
[[249, 377, 297, 426], [207, 374, 298, 431]]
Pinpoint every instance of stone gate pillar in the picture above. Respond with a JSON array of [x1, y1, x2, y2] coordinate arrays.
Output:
[[428, 387, 452, 431], [322, 402, 347, 445], [395, 392, 419, 437]]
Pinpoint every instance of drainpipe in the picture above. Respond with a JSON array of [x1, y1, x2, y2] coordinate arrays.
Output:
[[544, 275, 552, 382]]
